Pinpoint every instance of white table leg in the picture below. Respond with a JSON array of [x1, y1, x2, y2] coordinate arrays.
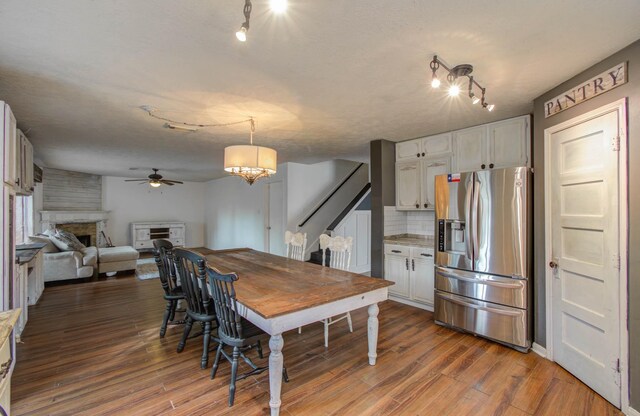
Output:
[[269, 333, 284, 416], [367, 303, 379, 365]]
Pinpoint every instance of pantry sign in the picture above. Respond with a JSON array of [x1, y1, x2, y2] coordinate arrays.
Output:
[[544, 62, 627, 118]]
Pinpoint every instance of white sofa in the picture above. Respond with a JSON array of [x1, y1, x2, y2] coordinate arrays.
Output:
[[29, 234, 98, 282], [43, 247, 98, 282]]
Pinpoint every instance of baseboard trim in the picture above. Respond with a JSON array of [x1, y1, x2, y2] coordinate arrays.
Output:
[[531, 342, 547, 358], [388, 295, 434, 312], [624, 405, 640, 416]]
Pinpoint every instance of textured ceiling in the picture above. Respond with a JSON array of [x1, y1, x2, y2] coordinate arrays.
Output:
[[0, 1, 639, 181]]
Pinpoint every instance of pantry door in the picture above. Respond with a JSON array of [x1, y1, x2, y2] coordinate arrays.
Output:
[[545, 101, 626, 407]]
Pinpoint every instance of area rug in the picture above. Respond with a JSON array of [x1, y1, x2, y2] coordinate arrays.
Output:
[[135, 258, 159, 280]]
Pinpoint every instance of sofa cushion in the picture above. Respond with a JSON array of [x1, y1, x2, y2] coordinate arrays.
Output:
[[50, 230, 85, 251], [81, 246, 98, 267], [27, 235, 59, 253], [98, 246, 139, 263]]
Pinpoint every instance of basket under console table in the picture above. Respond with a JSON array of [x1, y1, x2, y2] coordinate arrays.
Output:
[[131, 221, 186, 250]]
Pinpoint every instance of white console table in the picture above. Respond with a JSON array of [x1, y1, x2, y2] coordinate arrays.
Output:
[[131, 221, 185, 250]]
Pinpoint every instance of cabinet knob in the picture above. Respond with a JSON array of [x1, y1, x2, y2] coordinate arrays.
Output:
[[481, 164, 486, 169], [391, 250, 401, 253], [411, 259, 415, 271], [489, 163, 494, 169], [423, 203, 428, 208], [415, 203, 420, 208], [405, 258, 409, 270], [416, 153, 420, 158], [421, 152, 425, 157]]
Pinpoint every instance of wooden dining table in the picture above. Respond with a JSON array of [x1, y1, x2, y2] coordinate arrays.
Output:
[[194, 248, 393, 416]]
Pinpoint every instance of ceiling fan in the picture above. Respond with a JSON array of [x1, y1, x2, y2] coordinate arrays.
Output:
[[124, 168, 183, 187]]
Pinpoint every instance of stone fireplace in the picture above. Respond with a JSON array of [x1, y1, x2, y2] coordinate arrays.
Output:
[[40, 211, 110, 247]]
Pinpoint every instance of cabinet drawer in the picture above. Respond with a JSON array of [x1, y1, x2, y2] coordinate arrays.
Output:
[[410, 247, 434, 259], [384, 245, 410, 257], [135, 241, 154, 249], [170, 239, 184, 247], [434, 291, 529, 348]]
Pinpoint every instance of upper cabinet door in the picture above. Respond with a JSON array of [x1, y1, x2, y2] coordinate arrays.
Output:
[[395, 161, 421, 210], [396, 139, 421, 162], [3, 104, 17, 187], [421, 133, 452, 157], [487, 115, 530, 169], [453, 126, 487, 173]]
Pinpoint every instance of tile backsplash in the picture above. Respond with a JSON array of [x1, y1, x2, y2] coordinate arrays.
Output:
[[384, 206, 435, 236]]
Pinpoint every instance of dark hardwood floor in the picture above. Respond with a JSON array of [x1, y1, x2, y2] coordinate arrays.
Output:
[[12, 271, 621, 415]]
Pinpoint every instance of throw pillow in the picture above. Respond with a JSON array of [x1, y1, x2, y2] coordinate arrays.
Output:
[[50, 230, 85, 251], [56, 229, 86, 249], [41, 228, 57, 237], [27, 235, 59, 253]]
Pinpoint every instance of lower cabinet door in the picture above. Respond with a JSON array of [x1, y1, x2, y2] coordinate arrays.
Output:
[[384, 255, 410, 298], [411, 257, 434, 305]]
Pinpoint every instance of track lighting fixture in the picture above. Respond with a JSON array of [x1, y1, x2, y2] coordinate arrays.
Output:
[[236, 0, 252, 42], [428, 55, 494, 111]]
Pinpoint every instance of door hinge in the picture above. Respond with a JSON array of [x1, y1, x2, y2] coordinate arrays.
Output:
[[612, 254, 620, 270], [611, 136, 620, 151]]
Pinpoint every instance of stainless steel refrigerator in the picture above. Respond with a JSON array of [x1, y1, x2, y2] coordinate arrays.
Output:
[[433, 166, 532, 352]]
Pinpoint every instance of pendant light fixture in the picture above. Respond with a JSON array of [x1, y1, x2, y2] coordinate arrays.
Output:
[[224, 119, 277, 185], [429, 55, 494, 111], [236, 0, 252, 42]]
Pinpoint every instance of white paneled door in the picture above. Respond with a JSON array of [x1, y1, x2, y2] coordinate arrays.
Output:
[[548, 108, 622, 406], [266, 181, 285, 257]]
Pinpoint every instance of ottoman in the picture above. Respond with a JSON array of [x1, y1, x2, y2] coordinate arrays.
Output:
[[98, 246, 140, 275]]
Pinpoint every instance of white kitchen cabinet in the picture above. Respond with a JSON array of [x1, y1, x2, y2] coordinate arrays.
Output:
[[421, 157, 450, 209], [453, 115, 530, 172], [396, 139, 422, 162], [487, 116, 530, 169], [411, 251, 435, 305], [384, 244, 435, 310], [395, 161, 421, 210], [453, 125, 487, 173], [421, 133, 452, 157], [2, 103, 17, 188], [384, 246, 410, 298], [131, 221, 186, 250]]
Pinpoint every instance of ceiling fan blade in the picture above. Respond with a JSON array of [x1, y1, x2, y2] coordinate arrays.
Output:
[[124, 179, 148, 182], [162, 179, 184, 184], [162, 181, 175, 186]]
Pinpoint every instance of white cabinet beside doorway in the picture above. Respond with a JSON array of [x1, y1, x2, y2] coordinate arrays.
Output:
[[384, 243, 435, 310], [453, 115, 531, 173]]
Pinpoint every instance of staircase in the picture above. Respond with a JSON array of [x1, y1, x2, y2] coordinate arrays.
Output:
[[296, 162, 370, 262], [307, 183, 371, 266]]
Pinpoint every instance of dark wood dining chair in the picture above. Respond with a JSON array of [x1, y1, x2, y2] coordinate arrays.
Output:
[[173, 248, 219, 369], [207, 266, 288, 406], [153, 239, 185, 337]]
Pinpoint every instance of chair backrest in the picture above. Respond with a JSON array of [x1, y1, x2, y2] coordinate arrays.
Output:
[[153, 239, 177, 295], [319, 233, 331, 266], [173, 248, 212, 316], [323, 235, 353, 271], [285, 230, 307, 261], [207, 266, 247, 345]]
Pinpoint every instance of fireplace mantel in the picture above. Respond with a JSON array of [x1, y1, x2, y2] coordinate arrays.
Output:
[[40, 211, 110, 222]]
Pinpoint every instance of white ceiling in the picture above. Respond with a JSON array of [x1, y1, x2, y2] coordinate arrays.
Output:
[[1, 1, 639, 181]]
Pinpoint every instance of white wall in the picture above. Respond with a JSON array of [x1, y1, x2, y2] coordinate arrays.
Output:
[[102, 176, 206, 247], [204, 165, 287, 251]]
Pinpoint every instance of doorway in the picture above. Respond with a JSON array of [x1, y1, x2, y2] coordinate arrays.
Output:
[[544, 99, 628, 408], [265, 181, 284, 256]]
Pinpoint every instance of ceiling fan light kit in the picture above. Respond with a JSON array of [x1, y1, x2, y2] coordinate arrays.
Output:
[[429, 55, 494, 111], [124, 168, 184, 188]]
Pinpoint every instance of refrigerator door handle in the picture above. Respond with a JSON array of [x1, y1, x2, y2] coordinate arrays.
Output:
[[464, 177, 473, 260], [472, 177, 481, 260]]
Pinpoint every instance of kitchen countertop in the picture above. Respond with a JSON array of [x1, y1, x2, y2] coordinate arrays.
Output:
[[16, 242, 47, 264], [383, 234, 435, 248], [0, 309, 20, 346]]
